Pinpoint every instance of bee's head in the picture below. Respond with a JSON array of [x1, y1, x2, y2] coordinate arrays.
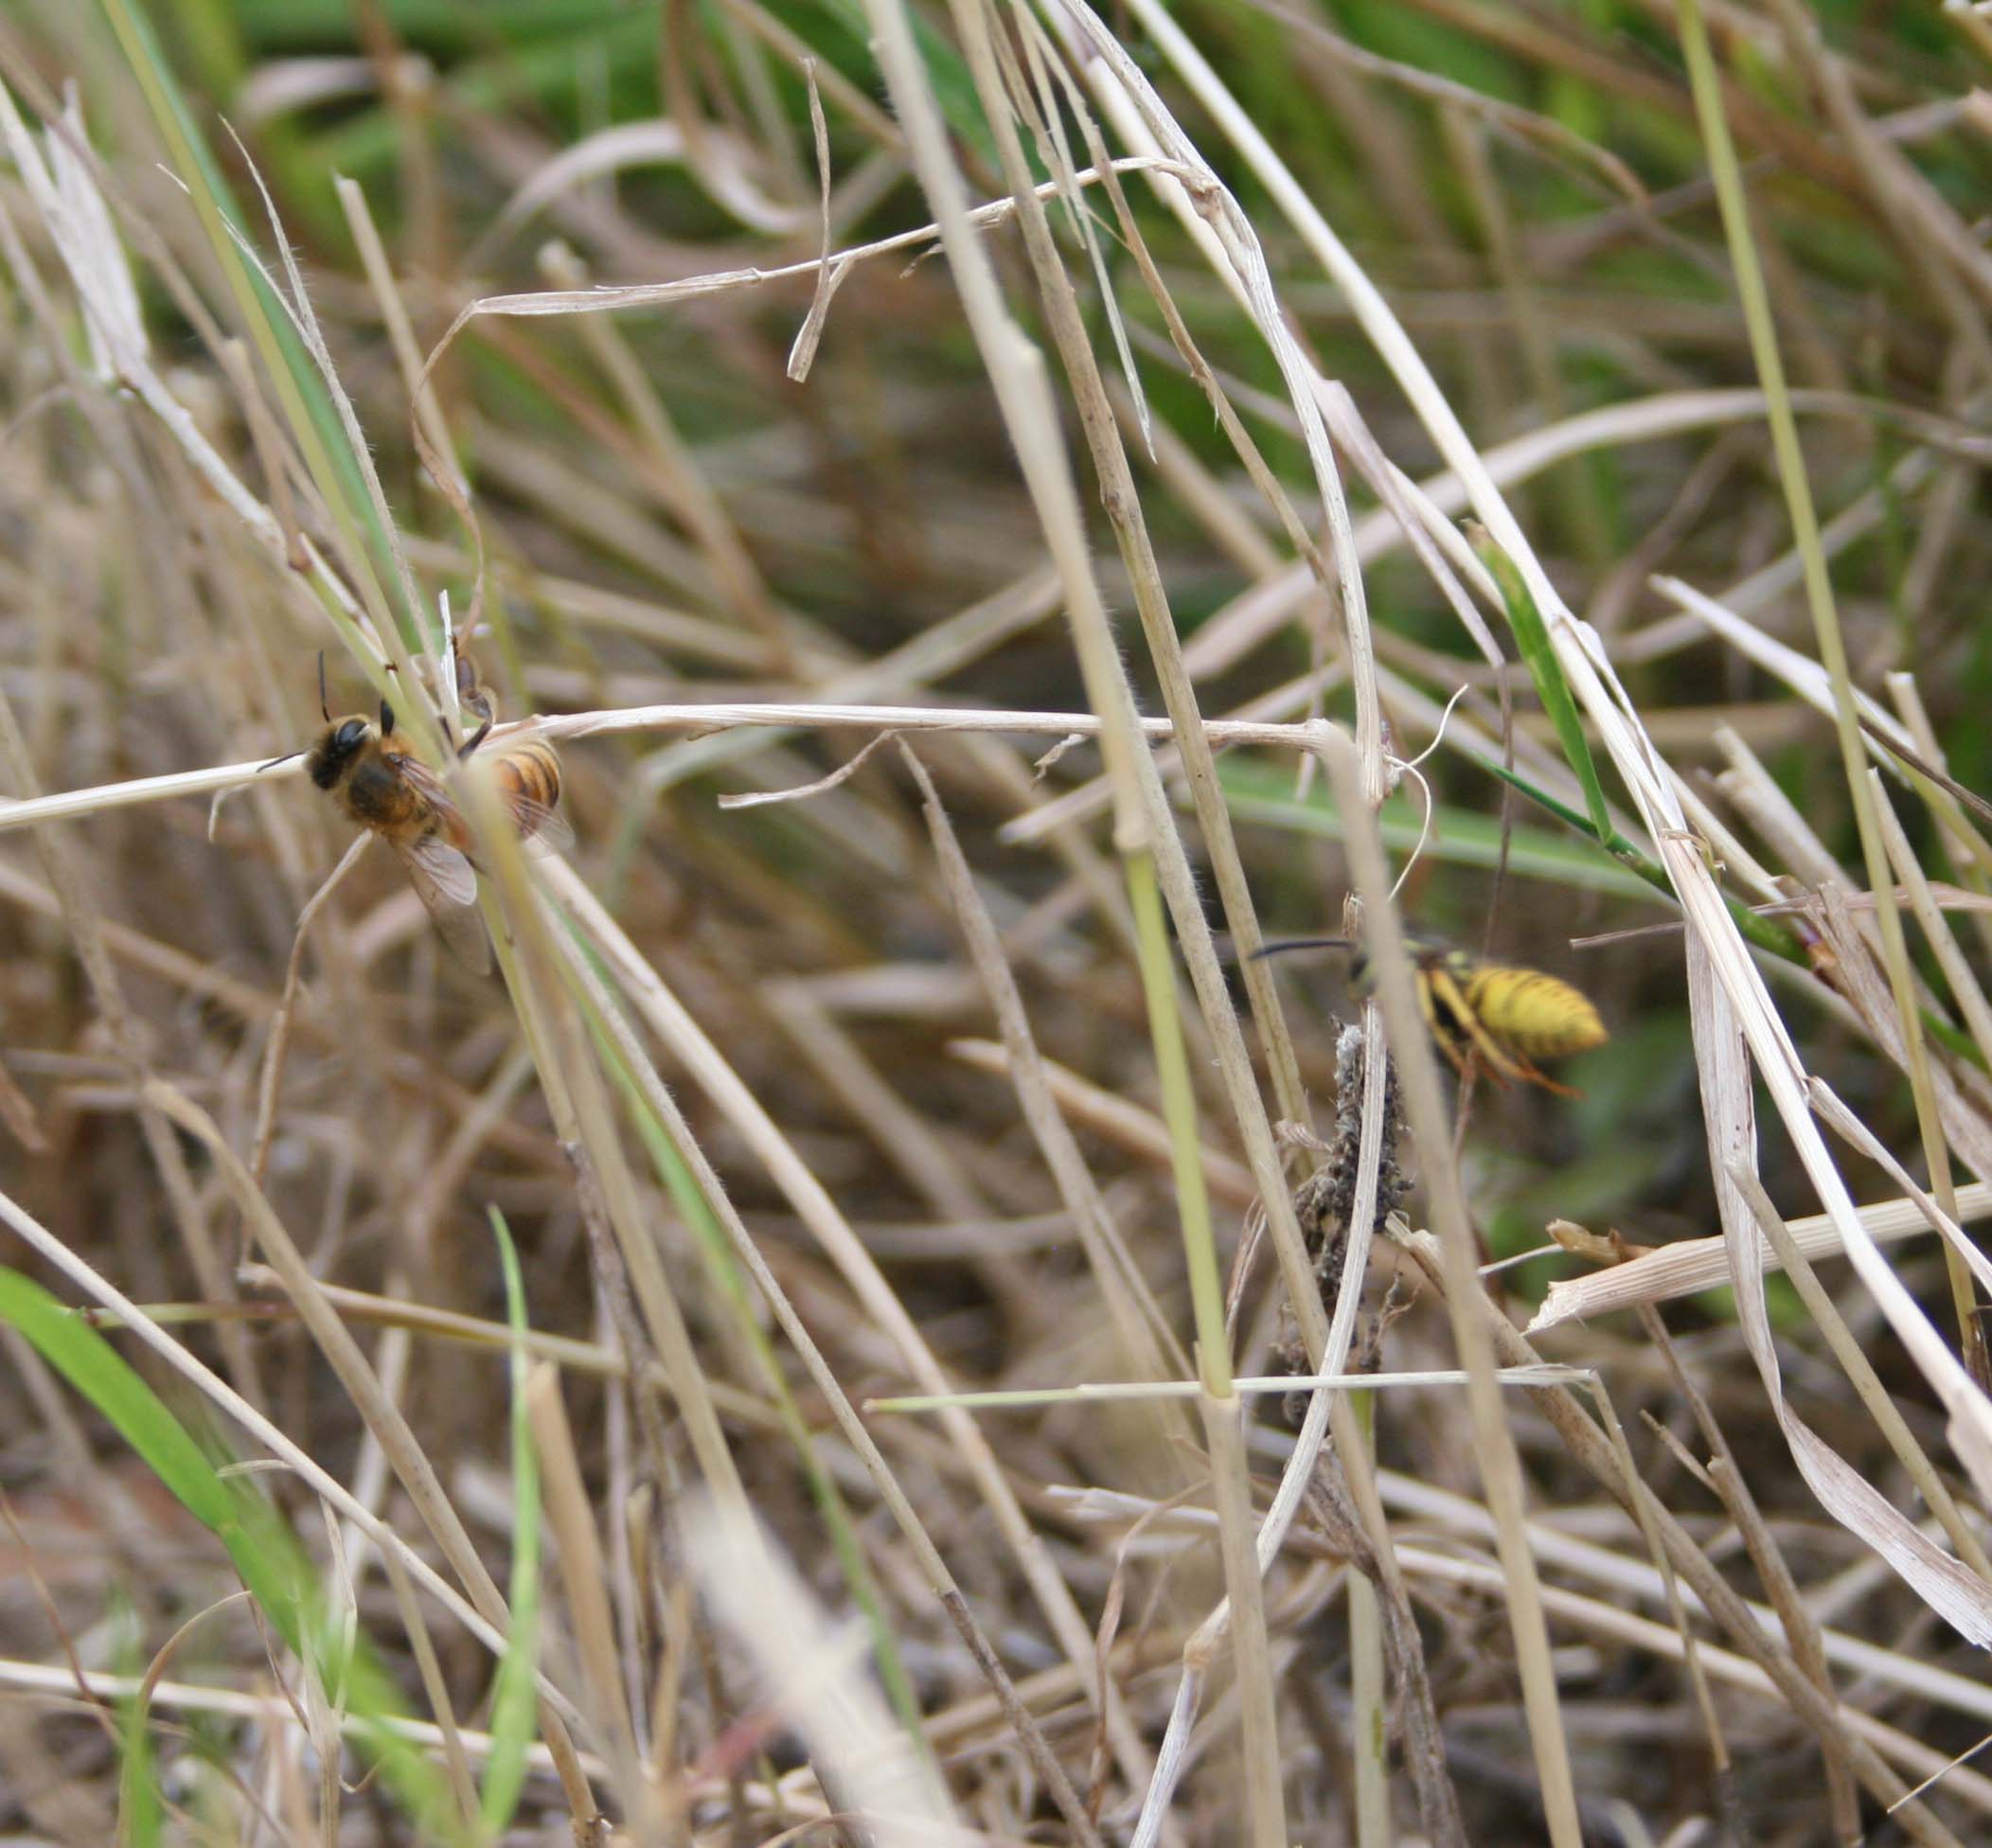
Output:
[[307, 715, 376, 790]]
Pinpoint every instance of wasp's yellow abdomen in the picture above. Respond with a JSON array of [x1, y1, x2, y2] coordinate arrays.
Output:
[[1462, 965, 1609, 1061]]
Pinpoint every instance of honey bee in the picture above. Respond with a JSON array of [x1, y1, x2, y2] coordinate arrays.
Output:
[[1255, 933, 1606, 1095], [270, 655, 569, 971]]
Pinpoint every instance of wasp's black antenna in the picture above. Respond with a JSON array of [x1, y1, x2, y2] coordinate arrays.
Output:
[[1249, 936, 1355, 962], [316, 650, 330, 723]]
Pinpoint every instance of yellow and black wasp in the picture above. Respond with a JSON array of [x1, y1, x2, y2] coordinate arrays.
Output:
[[1255, 933, 1607, 1095]]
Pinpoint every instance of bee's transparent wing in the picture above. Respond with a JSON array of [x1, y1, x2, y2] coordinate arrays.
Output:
[[386, 752, 465, 829], [395, 738, 571, 860], [505, 790, 574, 856], [395, 833, 490, 973], [449, 746, 574, 855]]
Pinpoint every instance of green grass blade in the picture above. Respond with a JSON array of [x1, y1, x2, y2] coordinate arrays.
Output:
[[1219, 757, 1655, 898], [1222, 750, 1815, 966], [0, 1269, 460, 1837], [0, 1268, 237, 1528], [115, 1593, 164, 1848], [1474, 761, 1806, 963], [1470, 523, 1613, 847]]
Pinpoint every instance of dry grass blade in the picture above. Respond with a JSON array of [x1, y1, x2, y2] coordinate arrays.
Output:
[[141, 1086, 596, 1668], [1725, 1168, 1992, 1583], [681, 1498, 962, 1844], [1581, 1371, 1752, 1834], [905, 747, 1189, 1398], [546, 925, 1108, 1846], [1677, 920, 1992, 1642], [525, 1365, 645, 1812], [1529, 1181, 1992, 1327], [946, 1037, 1256, 1208]]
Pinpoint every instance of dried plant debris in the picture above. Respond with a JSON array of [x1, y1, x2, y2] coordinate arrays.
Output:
[[1283, 1021, 1409, 1416]]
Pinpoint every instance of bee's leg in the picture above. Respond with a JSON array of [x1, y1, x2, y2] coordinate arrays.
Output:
[[457, 719, 493, 761]]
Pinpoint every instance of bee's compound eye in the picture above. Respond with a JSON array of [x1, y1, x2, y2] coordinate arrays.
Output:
[[334, 720, 368, 752]]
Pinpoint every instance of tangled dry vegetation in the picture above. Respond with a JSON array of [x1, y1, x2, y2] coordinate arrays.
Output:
[[8, 1, 1992, 1843]]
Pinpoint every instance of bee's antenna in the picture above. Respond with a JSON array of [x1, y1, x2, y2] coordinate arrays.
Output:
[[1249, 936, 1355, 962], [258, 748, 303, 773], [380, 700, 396, 737], [317, 650, 330, 723]]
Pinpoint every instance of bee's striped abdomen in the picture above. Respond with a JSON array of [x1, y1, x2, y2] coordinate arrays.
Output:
[[490, 741, 563, 836]]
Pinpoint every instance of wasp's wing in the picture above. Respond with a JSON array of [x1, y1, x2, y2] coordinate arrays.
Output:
[[394, 832, 490, 973]]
